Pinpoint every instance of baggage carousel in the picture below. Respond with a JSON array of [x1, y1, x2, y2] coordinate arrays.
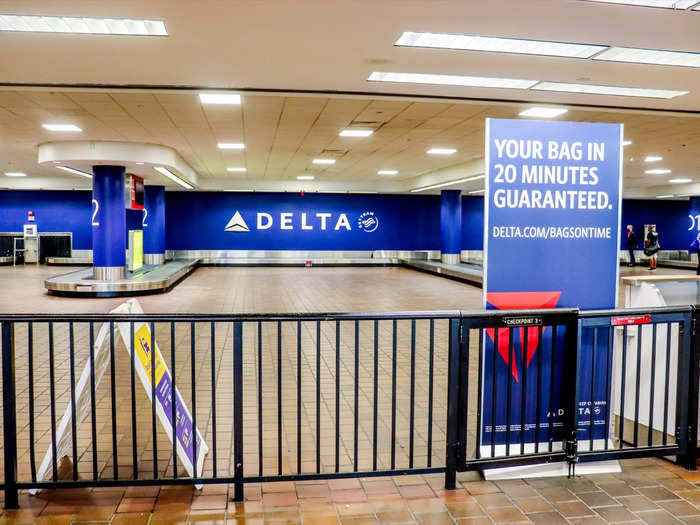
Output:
[[44, 259, 199, 297]]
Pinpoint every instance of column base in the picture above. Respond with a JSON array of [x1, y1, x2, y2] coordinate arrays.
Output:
[[144, 253, 166, 265], [441, 253, 461, 265], [93, 266, 126, 281]]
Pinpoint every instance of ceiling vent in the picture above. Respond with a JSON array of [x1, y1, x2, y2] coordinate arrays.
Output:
[[319, 149, 348, 158]]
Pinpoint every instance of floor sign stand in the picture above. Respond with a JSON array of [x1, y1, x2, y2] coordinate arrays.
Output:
[[482, 118, 624, 479], [32, 299, 208, 491]]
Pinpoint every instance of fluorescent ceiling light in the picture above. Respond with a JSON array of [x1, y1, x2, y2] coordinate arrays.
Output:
[[410, 175, 485, 193], [297, 175, 314, 180], [532, 81, 688, 99], [224, 189, 250, 192], [669, 178, 692, 183], [312, 158, 336, 165], [135, 162, 144, 165], [469, 189, 485, 194], [339, 129, 373, 137], [594, 46, 700, 68], [199, 93, 241, 105], [154, 166, 193, 189], [42, 123, 82, 132], [4, 172, 26, 177], [646, 169, 672, 174], [623, 140, 633, 146], [427, 148, 457, 155], [395, 31, 607, 58], [218, 142, 245, 149], [656, 194, 675, 198], [56, 166, 92, 179], [227, 167, 247, 172], [519, 107, 568, 118], [644, 155, 663, 162], [378, 170, 398, 175], [369, 71, 538, 90], [580, 0, 698, 9], [0, 15, 167, 35]]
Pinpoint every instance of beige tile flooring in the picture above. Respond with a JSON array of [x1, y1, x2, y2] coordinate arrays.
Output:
[[0, 264, 698, 524]]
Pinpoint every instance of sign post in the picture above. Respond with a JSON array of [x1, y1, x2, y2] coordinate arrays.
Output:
[[482, 118, 623, 475]]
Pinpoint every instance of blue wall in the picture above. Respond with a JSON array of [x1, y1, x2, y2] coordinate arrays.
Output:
[[0, 190, 93, 249], [621, 199, 689, 251], [165, 192, 440, 250], [0, 190, 692, 252], [461, 196, 484, 250]]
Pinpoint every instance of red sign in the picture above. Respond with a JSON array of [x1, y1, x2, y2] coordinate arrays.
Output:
[[126, 174, 144, 210], [611, 315, 651, 326]]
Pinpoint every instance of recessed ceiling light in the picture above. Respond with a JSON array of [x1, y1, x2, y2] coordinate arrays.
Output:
[[519, 107, 569, 118], [469, 189, 485, 194], [669, 178, 692, 183], [297, 175, 315, 180], [0, 15, 167, 35], [369, 71, 538, 90], [199, 93, 242, 105], [593, 46, 700, 68], [580, 0, 698, 9], [56, 166, 92, 179], [135, 162, 144, 165], [656, 194, 675, 198], [227, 167, 247, 172], [339, 129, 373, 137], [378, 170, 398, 175], [218, 142, 245, 149], [410, 175, 485, 192], [154, 166, 193, 189], [42, 123, 82, 132], [395, 31, 607, 58], [312, 158, 336, 165], [644, 155, 663, 162], [4, 172, 26, 177], [427, 148, 457, 155], [646, 169, 672, 174], [532, 81, 688, 99], [623, 140, 633, 146]]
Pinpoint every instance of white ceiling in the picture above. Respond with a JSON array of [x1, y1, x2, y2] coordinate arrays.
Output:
[[0, 0, 698, 109], [0, 0, 698, 196], [0, 89, 698, 196]]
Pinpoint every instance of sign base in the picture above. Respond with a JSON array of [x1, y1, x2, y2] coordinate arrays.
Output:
[[483, 459, 621, 480]]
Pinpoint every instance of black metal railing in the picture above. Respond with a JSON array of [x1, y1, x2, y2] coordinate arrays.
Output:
[[0, 306, 697, 509]]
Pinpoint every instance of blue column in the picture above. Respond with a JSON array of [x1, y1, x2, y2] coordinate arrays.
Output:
[[143, 185, 166, 265], [92, 165, 126, 280], [440, 190, 462, 264]]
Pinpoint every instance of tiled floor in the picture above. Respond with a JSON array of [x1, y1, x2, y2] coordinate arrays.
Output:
[[2, 457, 700, 523], [0, 264, 697, 524]]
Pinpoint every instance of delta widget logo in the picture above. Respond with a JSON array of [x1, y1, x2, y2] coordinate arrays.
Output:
[[357, 211, 379, 233]]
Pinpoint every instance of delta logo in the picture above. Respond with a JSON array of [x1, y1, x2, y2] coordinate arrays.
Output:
[[225, 210, 379, 233], [485, 291, 562, 382]]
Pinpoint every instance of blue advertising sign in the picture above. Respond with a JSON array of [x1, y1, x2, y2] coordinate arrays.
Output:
[[165, 192, 441, 251], [482, 118, 623, 450]]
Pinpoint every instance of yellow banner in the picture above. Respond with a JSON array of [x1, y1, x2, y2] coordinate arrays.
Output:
[[134, 324, 166, 385]]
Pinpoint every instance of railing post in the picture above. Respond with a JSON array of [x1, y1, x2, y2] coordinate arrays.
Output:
[[233, 321, 244, 501], [676, 310, 698, 470], [2, 321, 19, 509], [562, 313, 580, 477], [445, 317, 462, 490]]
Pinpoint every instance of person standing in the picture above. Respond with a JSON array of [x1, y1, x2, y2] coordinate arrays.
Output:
[[644, 225, 660, 271], [626, 225, 637, 267]]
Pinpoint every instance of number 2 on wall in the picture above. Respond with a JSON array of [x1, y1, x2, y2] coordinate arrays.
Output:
[[91, 199, 100, 226], [142, 208, 148, 227]]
